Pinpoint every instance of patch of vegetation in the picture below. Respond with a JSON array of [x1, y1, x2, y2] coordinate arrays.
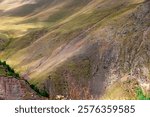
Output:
[[136, 87, 150, 100], [30, 84, 49, 98], [0, 60, 20, 78]]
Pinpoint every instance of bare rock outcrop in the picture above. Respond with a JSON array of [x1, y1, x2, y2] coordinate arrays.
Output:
[[0, 76, 42, 100]]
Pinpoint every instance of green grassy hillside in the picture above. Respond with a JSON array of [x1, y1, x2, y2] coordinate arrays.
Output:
[[0, 0, 149, 99]]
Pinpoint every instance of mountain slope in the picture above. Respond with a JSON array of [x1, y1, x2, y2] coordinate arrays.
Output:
[[0, 0, 150, 99]]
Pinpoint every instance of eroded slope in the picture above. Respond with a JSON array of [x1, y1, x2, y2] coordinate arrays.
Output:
[[0, 0, 150, 99]]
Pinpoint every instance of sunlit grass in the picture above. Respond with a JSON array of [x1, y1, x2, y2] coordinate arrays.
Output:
[[0, 17, 47, 37]]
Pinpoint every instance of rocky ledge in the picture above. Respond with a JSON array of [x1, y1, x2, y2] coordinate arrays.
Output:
[[0, 76, 42, 100]]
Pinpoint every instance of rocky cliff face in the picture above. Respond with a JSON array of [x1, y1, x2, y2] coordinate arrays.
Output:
[[0, 76, 41, 100], [0, 62, 43, 100]]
